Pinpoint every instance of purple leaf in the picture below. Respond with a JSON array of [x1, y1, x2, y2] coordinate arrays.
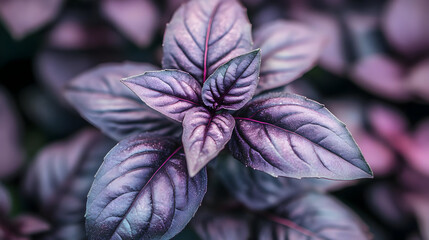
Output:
[[229, 93, 372, 179], [13, 215, 50, 235], [122, 70, 202, 122], [406, 59, 429, 102], [382, 0, 429, 57], [0, 0, 64, 39], [0, 183, 11, 216], [65, 62, 180, 141], [258, 193, 371, 239], [192, 209, 250, 240], [182, 107, 235, 176], [254, 20, 325, 92], [162, 0, 253, 84], [404, 194, 429, 240], [24, 129, 115, 227], [101, 0, 159, 47], [351, 54, 410, 101], [289, 5, 346, 75], [0, 87, 23, 179], [202, 49, 261, 110], [86, 134, 207, 240], [217, 154, 354, 210]]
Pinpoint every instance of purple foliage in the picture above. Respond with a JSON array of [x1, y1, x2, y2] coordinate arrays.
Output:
[[24, 128, 115, 239], [229, 93, 372, 179], [0, 87, 24, 179], [85, 134, 207, 239], [0, 0, 64, 39], [254, 20, 325, 92], [65, 62, 180, 141]]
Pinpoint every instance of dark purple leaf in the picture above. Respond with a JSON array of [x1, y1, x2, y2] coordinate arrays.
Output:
[[258, 193, 370, 240], [192, 209, 250, 240], [217, 154, 353, 210], [382, 0, 429, 57], [13, 215, 50, 235], [182, 107, 235, 176], [406, 59, 429, 102], [0, 87, 23, 179], [0, 0, 63, 39], [351, 54, 410, 101], [24, 129, 115, 228], [254, 20, 325, 92], [0, 183, 10, 216], [40, 224, 86, 240], [86, 134, 207, 240], [229, 93, 372, 179], [101, 0, 159, 47], [122, 69, 202, 122], [65, 62, 180, 141], [162, 0, 253, 84], [202, 49, 261, 110]]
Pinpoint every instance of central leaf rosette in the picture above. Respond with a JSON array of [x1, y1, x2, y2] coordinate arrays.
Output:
[[123, 49, 262, 176]]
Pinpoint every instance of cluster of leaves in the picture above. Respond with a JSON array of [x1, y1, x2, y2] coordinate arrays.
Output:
[[1, 0, 428, 240], [62, 0, 374, 239]]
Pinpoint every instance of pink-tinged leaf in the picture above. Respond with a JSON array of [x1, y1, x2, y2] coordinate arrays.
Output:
[[368, 103, 408, 144], [229, 93, 372, 180], [193, 209, 250, 240], [0, 0, 63, 39], [254, 20, 325, 92], [382, 0, 429, 57], [401, 119, 429, 177], [47, 12, 122, 50], [0, 87, 23, 179], [0, 183, 10, 216], [182, 107, 235, 177], [24, 129, 115, 230], [202, 49, 261, 110], [65, 62, 180, 141], [217, 154, 354, 210], [162, 0, 253, 84], [122, 70, 202, 122], [86, 135, 207, 240], [289, 3, 346, 75], [13, 215, 50, 235], [406, 59, 429, 102], [258, 193, 371, 240], [404, 194, 429, 240], [354, 132, 396, 176], [400, 167, 429, 195], [101, 0, 159, 47], [327, 99, 396, 176], [351, 54, 410, 101]]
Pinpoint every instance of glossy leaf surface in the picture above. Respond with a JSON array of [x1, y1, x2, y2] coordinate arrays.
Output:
[[229, 93, 372, 179], [202, 50, 261, 110], [86, 135, 207, 240], [0, 87, 23, 179], [258, 193, 370, 240], [217, 154, 353, 210], [182, 107, 235, 176], [122, 70, 202, 122], [254, 20, 325, 92], [162, 0, 252, 84], [65, 62, 180, 141], [24, 129, 114, 236], [101, 0, 159, 47]]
